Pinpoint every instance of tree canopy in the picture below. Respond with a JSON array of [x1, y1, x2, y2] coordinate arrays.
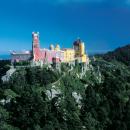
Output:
[[1, 45, 130, 130]]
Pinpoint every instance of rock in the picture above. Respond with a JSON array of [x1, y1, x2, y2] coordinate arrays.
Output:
[[1, 66, 16, 82]]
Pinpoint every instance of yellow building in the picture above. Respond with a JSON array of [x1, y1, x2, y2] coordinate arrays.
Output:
[[63, 48, 75, 63], [49, 39, 89, 64], [73, 39, 88, 63]]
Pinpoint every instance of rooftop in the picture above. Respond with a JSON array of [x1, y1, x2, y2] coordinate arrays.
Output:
[[11, 51, 31, 55]]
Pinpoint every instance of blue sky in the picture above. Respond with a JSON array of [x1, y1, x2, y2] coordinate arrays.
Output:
[[0, 0, 130, 54]]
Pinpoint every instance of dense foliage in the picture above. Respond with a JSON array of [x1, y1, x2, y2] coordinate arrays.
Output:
[[0, 45, 130, 130], [0, 60, 10, 84], [100, 44, 130, 66]]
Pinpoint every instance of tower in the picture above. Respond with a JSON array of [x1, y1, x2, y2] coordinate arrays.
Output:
[[32, 32, 41, 61], [73, 39, 82, 57], [80, 42, 85, 56], [73, 38, 88, 63]]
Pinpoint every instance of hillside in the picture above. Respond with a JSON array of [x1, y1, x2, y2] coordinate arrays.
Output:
[[100, 44, 130, 66], [0, 60, 10, 84], [0, 45, 130, 130]]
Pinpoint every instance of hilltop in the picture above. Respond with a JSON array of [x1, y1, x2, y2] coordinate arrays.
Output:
[[0, 44, 130, 130], [99, 44, 130, 66]]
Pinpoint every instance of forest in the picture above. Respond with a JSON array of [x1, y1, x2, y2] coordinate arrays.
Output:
[[0, 45, 130, 130]]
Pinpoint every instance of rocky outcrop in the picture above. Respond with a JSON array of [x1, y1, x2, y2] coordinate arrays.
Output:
[[1, 66, 16, 82]]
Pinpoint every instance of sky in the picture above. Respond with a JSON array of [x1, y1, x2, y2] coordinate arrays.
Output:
[[0, 0, 130, 54]]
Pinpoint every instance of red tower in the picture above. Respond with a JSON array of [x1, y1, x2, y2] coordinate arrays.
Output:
[[32, 32, 41, 61]]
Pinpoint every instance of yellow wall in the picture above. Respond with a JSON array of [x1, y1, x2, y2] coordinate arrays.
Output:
[[63, 49, 75, 63], [80, 42, 88, 63], [81, 54, 87, 63], [80, 42, 85, 56]]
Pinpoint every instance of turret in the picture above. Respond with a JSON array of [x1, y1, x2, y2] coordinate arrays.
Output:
[[73, 38, 88, 63], [32, 32, 41, 61], [73, 38, 84, 57], [80, 42, 85, 56]]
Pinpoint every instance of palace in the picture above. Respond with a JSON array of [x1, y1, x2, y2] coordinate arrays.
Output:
[[11, 32, 89, 65]]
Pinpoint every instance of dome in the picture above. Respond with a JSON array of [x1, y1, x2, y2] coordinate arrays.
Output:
[[73, 38, 82, 46], [50, 44, 54, 50], [56, 44, 60, 48], [55, 44, 60, 50]]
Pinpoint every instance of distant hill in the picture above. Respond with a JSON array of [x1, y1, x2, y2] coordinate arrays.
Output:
[[99, 44, 130, 66]]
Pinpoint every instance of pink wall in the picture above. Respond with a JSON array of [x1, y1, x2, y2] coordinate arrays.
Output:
[[40, 49, 63, 63]]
